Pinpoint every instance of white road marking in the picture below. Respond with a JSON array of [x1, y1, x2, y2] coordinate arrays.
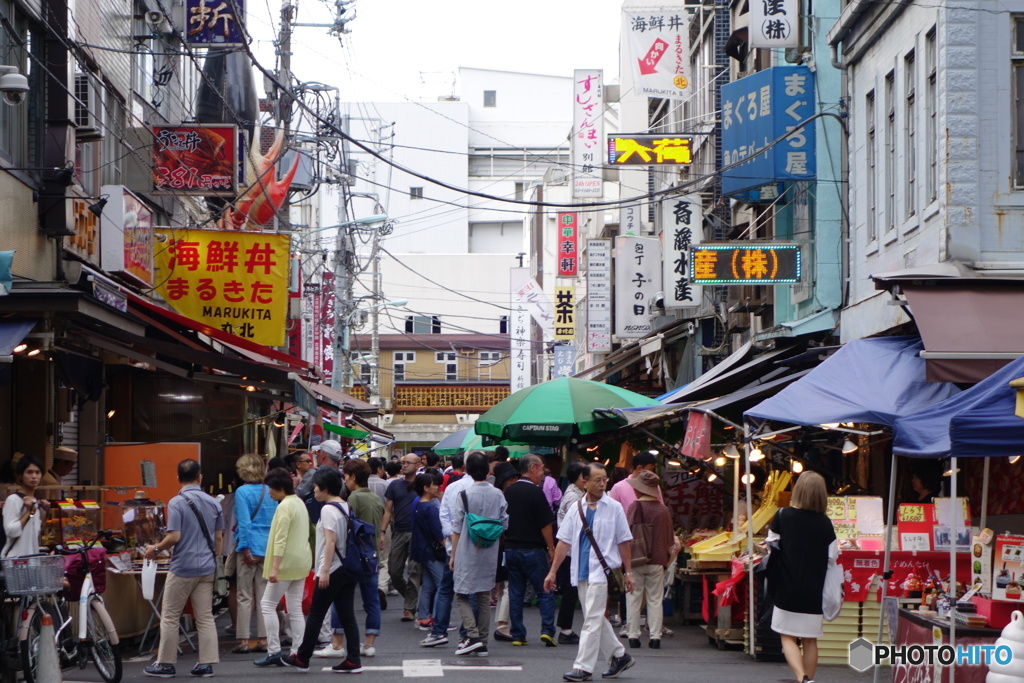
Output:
[[318, 659, 524, 677]]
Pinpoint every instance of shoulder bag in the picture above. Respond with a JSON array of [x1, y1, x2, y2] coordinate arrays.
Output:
[[627, 501, 653, 567], [577, 499, 624, 600]]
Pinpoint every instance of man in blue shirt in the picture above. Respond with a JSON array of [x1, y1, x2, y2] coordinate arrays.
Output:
[[144, 459, 224, 678]]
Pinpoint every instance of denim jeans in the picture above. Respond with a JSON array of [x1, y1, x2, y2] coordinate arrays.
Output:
[[331, 570, 382, 636], [506, 547, 555, 640], [417, 558, 445, 621], [429, 564, 455, 637]]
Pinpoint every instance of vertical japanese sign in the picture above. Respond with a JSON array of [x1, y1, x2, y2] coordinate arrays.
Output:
[[557, 213, 579, 277], [509, 268, 533, 392], [186, 0, 246, 46], [721, 66, 816, 195], [586, 240, 612, 353], [154, 230, 290, 346], [513, 277, 555, 340], [661, 194, 703, 308], [554, 286, 576, 340], [620, 205, 640, 235], [750, 0, 799, 49], [152, 125, 238, 195], [614, 236, 661, 339], [623, 8, 690, 100], [572, 70, 604, 198], [553, 345, 575, 378]]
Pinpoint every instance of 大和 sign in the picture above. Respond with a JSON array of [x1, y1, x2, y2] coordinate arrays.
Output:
[[153, 125, 238, 196], [186, 0, 246, 46], [154, 230, 290, 346], [614, 236, 661, 339], [750, 0, 799, 49], [622, 7, 690, 100], [608, 135, 693, 166], [554, 286, 575, 341], [572, 70, 604, 198], [721, 66, 816, 195], [689, 243, 801, 285], [661, 194, 703, 308], [557, 213, 578, 277]]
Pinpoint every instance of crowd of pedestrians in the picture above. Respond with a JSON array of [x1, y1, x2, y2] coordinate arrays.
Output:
[[137, 442, 681, 680]]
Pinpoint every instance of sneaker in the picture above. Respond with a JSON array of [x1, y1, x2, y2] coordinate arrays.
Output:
[[359, 644, 376, 657], [377, 589, 387, 611], [190, 664, 214, 678], [511, 639, 528, 646], [493, 629, 513, 642], [628, 638, 641, 649], [387, 587, 400, 596], [281, 653, 310, 672], [475, 643, 488, 657], [457, 637, 469, 650], [601, 653, 635, 679], [609, 615, 621, 627], [541, 633, 558, 647], [420, 633, 449, 648], [558, 631, 580, 645], [331, 659, 363, 674], [563, 669, 593, 682], [401, 610, 414, 622], [144, 662, 176, 678], [618, 626, 628, 638], [417, 618, 433, 631], [455, 637, 484, 655], [254, 652, 284, 667], [313, 645, 347, 658], [649, 639, 660, 649]]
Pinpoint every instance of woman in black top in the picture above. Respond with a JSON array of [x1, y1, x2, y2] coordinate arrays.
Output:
[[768, 471, 838, 683]]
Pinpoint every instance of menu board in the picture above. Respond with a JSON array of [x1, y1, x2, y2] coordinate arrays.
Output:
[[827, 495, 884, 550], [993, 535, 1024, 602]]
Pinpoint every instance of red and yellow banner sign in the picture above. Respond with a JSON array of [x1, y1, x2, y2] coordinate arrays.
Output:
[[153, 125, 238, 195], [556, 213, 578, 277], [154, 230, 290, 346]]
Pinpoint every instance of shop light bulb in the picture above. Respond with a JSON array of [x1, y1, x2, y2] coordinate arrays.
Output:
[[791, 460, 804, 473], [13, 343, 27, 353], [842, 439, 857, 454], [820, 423, 839, 430], [245, 385, 256, 392], [707, 473, 718, 482], [667, 459, 682, 467], [749, 447, 764, 462], [26, 348, 40, 357], [741, 473, 754, 485], [648, 449, 659, 456], [714, 456, 727, 467], [724, 444, 740, 458], [1010, 455, 1022, 465], [106, 409, 116, 419]]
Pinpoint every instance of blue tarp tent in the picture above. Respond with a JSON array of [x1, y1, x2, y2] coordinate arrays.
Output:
[[893, 353, 1024, 458], [744, 336, 961, 426]]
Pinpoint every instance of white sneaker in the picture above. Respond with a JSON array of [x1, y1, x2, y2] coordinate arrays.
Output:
[[312, 644, 346, 658], [360, 644, 376, 657]]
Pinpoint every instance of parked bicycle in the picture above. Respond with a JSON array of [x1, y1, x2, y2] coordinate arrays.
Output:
[[1, 529, 123, 683]]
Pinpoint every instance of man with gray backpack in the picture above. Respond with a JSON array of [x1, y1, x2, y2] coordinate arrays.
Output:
[[448, 451, 508, 657]]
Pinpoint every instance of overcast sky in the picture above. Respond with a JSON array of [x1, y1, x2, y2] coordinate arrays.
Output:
[[250, 0, 626, 103]]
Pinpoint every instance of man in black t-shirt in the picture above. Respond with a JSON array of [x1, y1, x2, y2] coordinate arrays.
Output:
[[382, 454, 422, 619], [503, 454, 557, 647]]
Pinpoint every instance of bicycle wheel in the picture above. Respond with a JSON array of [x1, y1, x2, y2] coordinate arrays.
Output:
[[88, 599, 122, 683], [19, 600, 61, 683]]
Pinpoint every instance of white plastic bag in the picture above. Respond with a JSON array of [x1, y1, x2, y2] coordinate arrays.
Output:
[[823, 561, 844, 622], [141, 558, 157, 601]]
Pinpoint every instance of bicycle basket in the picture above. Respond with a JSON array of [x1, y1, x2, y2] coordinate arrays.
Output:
[[0, 555, 66, 595]]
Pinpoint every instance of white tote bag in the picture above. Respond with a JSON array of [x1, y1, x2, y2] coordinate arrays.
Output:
[[141, 558, 158, 601], [822, 561, 844, 622]]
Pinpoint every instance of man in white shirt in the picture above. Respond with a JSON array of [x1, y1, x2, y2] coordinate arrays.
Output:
[[545, 463, 635, 682]]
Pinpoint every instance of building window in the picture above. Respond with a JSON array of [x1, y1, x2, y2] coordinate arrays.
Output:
[[885, 71, 896, 232], [483, 90, 496, 107], [0, 5, 41, 168], [1014, 18, 1024, 186], [866, 90, 877, 243], [499, 315, 508, 334], [393, 351, 414, 381], [435, 352, 457, 381], [905, 50, 916, 218], [926, 28, 937, 202], [478, 351, 501, 380], [410, 186, 423, 199], [514, 181, 525, 201], [431, 315, 441, 334], [349, 352, 372, 384]]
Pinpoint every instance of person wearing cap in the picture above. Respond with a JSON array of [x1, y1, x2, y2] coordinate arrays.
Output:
[[623, 470, 677, 650], [313, 440, 344, 468], [607, 451, 661, 512], [40, 445, 77, 487]]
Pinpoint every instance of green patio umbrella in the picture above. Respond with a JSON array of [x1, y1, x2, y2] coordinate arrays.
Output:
[[433, 428, 530, 457], [474, 377, 659, 444]]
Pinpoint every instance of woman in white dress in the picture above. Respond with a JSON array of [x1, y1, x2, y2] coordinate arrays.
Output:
[[768, 471, 838, 683], [3, 455, 48, 558]]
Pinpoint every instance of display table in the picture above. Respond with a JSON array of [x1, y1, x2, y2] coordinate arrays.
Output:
[[105, 567, 196, 655], [895, 609, 1000, 683]]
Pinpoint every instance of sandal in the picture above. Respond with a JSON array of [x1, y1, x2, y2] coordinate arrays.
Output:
[[232, 643, 252, 654]]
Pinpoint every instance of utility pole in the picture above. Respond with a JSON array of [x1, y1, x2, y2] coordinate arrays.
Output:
[[331, 199, 355, 392], [368, 246, 382, 408]]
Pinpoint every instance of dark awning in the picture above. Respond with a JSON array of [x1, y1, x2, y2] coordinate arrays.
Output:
[[0, 319, 35, 360]]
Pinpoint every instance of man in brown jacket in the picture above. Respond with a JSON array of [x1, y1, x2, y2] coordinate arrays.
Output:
[[623, 470, 677, 649]]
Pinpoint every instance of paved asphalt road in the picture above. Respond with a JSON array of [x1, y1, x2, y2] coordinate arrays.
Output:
[[60, 599, 884, 682]]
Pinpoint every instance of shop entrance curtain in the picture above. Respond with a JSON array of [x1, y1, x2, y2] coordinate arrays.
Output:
[[744, 337, 960, 427], [893, 352, 1024, 459]]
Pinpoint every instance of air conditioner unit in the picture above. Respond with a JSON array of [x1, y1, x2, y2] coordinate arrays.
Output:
[[380, 398, 392, 411], [455, 413, 480, 425], [74, 73, 105, 142], [380, 414, 394, 426]]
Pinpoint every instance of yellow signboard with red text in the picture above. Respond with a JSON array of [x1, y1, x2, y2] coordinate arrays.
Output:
[[154, 230, 289, 346]]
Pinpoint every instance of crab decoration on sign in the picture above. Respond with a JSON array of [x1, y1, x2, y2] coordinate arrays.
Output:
[[218, 129, 300, 230]]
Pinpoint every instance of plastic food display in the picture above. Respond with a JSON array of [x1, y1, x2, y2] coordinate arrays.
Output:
[[42, 500, 100, 547]]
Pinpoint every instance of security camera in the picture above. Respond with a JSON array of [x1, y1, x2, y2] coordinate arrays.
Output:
[[0, 66, 28, 106]]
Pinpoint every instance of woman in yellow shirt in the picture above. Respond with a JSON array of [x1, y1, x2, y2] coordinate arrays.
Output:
[[253, 467, 313, 667]]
